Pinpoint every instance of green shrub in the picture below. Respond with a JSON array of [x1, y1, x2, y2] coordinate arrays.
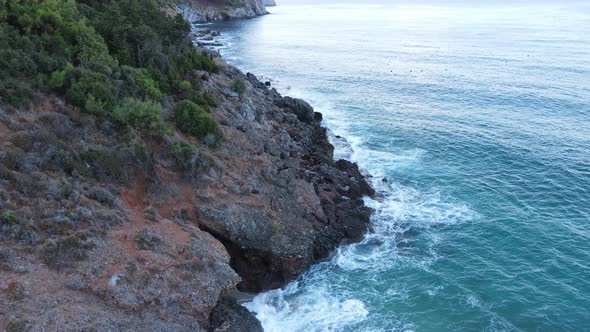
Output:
[[113, 98, 168, 134], [0, 78, 33, 106], [80, 149, 123, 180], [135, 68, 163, 101], [172, 142, 196, 162], [192, 51, 218, 73], [48, 69, 66, 90], [58, 149, 78, 175], [230, 78, 246, 96], [4, 0, 79, 34], [83, 94, 108, 115], [174, 100, 221, 141], [191, 91, 217, 111], [75, 24, 115, 67], [177, 80, 192, 93], [1, 210, 19, 225], [65, 68, 115, 114]]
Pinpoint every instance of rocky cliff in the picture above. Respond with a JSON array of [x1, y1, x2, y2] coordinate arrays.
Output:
[[0, 52, 373, 330], [178, 0, 270, 23]]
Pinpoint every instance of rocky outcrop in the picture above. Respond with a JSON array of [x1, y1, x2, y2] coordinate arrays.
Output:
[[0, 54, 372, 330], [209, 296, 263, 331], [178, 0, 270, 23], [263, 0, 276, 6], [194, 68, 374, 292]]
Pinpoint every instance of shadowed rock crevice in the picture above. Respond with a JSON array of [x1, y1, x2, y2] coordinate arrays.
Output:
[[209, 296, 263, 332], [198, 221, 299, 292]]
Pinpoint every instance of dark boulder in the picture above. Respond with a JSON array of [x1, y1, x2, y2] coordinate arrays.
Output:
[[208, 296, 263, 332], [275, 96, 316, 124]]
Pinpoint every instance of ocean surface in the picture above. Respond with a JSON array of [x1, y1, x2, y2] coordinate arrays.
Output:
[[201, 1, 590, 330]]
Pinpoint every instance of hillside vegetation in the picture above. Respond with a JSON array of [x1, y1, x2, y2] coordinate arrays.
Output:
[[0, 0, 220, 140]]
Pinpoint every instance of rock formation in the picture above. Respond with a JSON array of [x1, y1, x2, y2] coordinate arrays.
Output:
[[179, 0, 271, 23], [0, 55, 373, 330]]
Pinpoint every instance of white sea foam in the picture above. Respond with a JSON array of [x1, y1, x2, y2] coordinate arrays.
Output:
[[243, 128, 476, 329], [209, 10, 482, 331], [244, 282, 369, 332], [241, 85, 476, 329], [465, 295, 481, 308], [333, 178, 475, 272], [197, 1, 590, 328]]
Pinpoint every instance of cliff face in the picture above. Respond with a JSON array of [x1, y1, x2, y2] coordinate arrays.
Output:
[[179, 0, 269, 22], [0, 55, 373, 330]]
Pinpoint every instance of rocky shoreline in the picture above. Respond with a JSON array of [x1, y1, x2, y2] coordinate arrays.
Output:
[[177, 0, 272, 23], [0, 5, 375, 331], [194, 59, 376, 330]]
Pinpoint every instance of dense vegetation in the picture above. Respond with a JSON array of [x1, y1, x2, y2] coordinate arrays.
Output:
[[0, 0, 221, 141]]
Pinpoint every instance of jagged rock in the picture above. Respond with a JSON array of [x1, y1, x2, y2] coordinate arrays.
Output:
[[221, 87, 240, 100], [208, 296, 263, 332], [178, 0, 269, 23], [275, 96, 316, 124]]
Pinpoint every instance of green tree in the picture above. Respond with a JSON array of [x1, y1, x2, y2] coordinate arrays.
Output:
[[75, 24, 115, 66]]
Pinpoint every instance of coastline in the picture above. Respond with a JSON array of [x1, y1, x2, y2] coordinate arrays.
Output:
[[0, 31, 375, 332], [199, 54, 376, 329], [176, 0, 270, 23], [0, 3, 376, 331]]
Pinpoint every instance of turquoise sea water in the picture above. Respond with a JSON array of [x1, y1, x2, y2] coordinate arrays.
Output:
[[204, 1, 590, 330]]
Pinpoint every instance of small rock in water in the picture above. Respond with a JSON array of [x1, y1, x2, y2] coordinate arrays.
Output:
[[197, 41, 223, 47], [265, 81, 271, 86], [197, 29, 211, 36], [382, 178, 388, 183]]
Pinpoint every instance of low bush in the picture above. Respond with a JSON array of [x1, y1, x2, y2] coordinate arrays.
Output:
[[1, 210, 19, 225], [80, 149, 123, 181], [64, 67, 115, 114], [48, 67, 67, 91], [0, 78, 33, 106], [174, 100, 221, 142], [177, 80, 192, 93], [230, 78, 246, 96], [191, 91, 217, 111], [172, 141, 196, 162], [192, 51, 218, 73], [113, 98, 169, 134], [134, 68, 163, 101]]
